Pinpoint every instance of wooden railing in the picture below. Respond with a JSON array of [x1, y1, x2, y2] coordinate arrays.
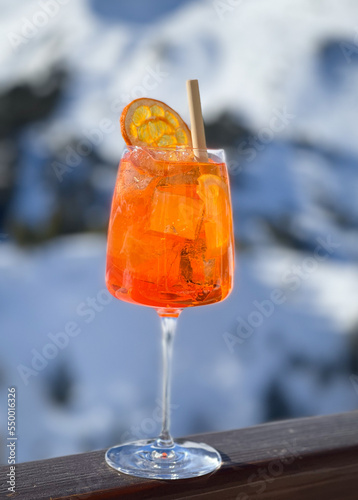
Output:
[[1, 410, 358, 499]]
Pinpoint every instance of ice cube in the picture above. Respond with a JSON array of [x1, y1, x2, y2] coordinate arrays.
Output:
[[122, 226, 183, 284], [150, 185, 204, 240], [129, 147, 195, 177], [196, 174, 232, 256], [118, 158, 153, 192]]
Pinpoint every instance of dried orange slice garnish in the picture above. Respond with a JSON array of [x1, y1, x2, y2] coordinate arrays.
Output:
[[120, 98, 192, 148]]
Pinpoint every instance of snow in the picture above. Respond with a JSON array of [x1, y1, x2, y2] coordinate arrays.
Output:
[[1, 0, 358, 463], [2, 0, 358, 161]]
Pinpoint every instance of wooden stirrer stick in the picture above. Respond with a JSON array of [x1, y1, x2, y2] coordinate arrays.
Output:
[[186, 79, 208, 162]]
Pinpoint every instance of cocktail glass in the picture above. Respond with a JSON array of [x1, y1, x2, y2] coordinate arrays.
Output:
[[105, 145, 234, 479]]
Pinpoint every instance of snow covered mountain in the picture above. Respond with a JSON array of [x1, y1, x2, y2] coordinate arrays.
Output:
[[1, 0, 358, 463]]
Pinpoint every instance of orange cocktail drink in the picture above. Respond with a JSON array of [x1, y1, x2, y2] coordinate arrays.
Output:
[[104, 91, 234, 479], [106, 146, 234, 312]]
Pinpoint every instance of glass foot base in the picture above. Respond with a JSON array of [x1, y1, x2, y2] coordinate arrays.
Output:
[[105, 439, 222, 480]]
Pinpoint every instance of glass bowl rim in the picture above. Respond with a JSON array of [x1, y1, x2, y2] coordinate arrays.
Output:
[[124, 145, 225, 155]]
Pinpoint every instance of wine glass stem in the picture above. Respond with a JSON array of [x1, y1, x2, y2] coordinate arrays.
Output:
[[155, 316, 177, 449]]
